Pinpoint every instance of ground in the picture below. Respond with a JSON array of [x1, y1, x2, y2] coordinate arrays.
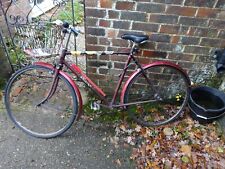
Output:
[[0, 100, 134, 169]]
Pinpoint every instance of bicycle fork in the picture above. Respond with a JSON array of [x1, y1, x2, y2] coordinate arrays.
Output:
[[36, 69, 60, 107]]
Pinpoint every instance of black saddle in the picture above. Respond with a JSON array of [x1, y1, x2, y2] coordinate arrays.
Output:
[[121, 34, 149, 44]]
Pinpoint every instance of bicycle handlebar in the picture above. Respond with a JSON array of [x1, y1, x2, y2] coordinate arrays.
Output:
[[52, 20, 84, 35]]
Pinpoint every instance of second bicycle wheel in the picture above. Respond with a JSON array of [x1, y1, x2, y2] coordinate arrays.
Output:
[[123, 63, 190, 126], [4, 65, 79, 138]]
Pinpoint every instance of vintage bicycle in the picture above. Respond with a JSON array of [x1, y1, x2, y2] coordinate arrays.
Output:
[[4, 21, 191, 138]]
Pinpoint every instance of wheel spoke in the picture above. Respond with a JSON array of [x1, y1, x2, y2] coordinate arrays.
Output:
[[4, 65, 78, 138]]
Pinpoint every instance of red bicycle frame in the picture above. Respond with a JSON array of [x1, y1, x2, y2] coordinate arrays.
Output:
[[34, 46, 190, 112], [33, 25, 190, 114]]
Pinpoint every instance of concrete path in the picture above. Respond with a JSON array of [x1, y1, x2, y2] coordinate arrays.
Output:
[[0, 101, 134, 169]]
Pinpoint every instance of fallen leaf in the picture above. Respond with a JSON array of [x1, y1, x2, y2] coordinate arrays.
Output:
[[134, 125, 142, 132], [181, 156, 189, 163], [163, 127, 173, 136], [115, 159, 121, 166], [217, 147, 224, 153], [180, 145, 192, 157], [119, 124, 126, 131]]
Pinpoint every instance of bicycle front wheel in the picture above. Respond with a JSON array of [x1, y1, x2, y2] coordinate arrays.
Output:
[[123, 64, 190, 126], [4, 65, 79, 138]]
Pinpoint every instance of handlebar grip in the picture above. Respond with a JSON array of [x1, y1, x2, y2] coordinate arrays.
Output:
[[63, 22, 69, 28]]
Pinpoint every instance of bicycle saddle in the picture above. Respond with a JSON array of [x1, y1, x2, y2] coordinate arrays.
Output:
[[121, 34, 149, 44]]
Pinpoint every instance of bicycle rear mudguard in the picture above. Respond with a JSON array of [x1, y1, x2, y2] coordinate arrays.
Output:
[[34, 62, 83, 119], [120, 61, 191, 104]]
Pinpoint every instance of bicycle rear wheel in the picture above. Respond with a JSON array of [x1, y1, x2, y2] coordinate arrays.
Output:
[[4, 65, 79, 138], [123, 64, 190, 126]]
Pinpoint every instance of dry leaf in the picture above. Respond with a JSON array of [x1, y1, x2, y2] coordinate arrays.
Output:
[[180, 145, 192, 157], [163, 127, 173, 136], [115, 159, 121, 166]]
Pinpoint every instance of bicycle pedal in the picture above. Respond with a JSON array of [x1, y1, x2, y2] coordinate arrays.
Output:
[[91, 102, 100, 111]]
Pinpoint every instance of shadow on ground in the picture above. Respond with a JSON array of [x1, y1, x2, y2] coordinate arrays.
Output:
[[0, 101, 134, 169]]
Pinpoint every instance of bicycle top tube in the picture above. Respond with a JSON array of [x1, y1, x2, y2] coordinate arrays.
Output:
[[69, 50, 131, 56]]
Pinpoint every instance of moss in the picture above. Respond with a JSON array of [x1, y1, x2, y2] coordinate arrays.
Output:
[[203, 74, 223, 89], [0, 77, 6, 90]]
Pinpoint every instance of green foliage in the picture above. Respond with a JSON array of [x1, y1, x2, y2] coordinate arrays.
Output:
[[83, 97, 127, 124], [9, 47, 26, 66], [5, 39, 27, 66], [56, 1, 84, 24], [205, 74, 223, 89], [0, 77, 6, 90]]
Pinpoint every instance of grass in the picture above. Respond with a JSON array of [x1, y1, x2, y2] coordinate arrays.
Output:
[[55, 1, 84, 24]]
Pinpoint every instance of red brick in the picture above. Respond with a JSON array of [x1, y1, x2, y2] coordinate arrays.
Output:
[[200, 38, 222, 47], [196, 8, 219, 18], [138, 57, 151, 64], [150, 14, 178, 24], [178, 26, 189, 35], [188, 27, 218, 38], [179, 17, 208, 27], [100, 0, 113, 8], [167, 53, 195, 61], [159, 25, 180, 34], [86, 27, 105, 36], [194, 55, 212, 62], [108, 30, 117, 38], [86, 45, 105, 51], [87, 67, 97, 73], [99, 20, 111, 27], [116, 1, 135, 10], [108, 10, 119, 19], [137, 3, 166, 13], [113, 21, 130, 29], [149, 33, 171, 43], [171, 36, 180, 44], [121, 11, 147, 22], [141, 42, 156, 50], [166, 6, 197, 16], [99, 68, 109, 74], [157, 43, 183, 53], [85, 0, 98, 7], [132, 22, 159, 32], [99, 38, 110, 46], [142, 50, 167, 58], [111, 55, 129, 62], [86, 36, 98, 44], [181, 36, 200, 45], [220, 39, 225, 47], [177, 61, 194, 69], [112, 39, 129, 47], [184, 46, 211, 55], [85, 8, 106, 18], [85, 18, 98, 27], [209, 19, 225, 29], [184, 0, 216, 8], [153, 0, 183, 4]]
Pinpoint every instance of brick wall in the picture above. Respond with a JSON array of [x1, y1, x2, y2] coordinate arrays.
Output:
[[84, 0, 225, 93]]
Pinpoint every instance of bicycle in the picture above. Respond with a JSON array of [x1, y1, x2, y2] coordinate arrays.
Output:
[[4, 21, 191, 139]]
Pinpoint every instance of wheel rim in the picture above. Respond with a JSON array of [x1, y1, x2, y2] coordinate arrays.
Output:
[[5, 66, 78, 138], [124, 65, 189, 126]]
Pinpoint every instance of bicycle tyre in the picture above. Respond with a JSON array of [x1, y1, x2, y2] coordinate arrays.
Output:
[[4, 65, 79, 138], [123, 63, 190, 126]]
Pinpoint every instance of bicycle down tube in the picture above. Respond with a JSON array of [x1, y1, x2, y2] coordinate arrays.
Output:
[[66, 50, 132, 107]]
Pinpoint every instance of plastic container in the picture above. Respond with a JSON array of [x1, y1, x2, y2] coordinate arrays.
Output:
[[188, 86, 225, 123]]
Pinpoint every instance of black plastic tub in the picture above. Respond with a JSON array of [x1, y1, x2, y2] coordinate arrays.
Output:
[[188, 86, 225, 123]]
